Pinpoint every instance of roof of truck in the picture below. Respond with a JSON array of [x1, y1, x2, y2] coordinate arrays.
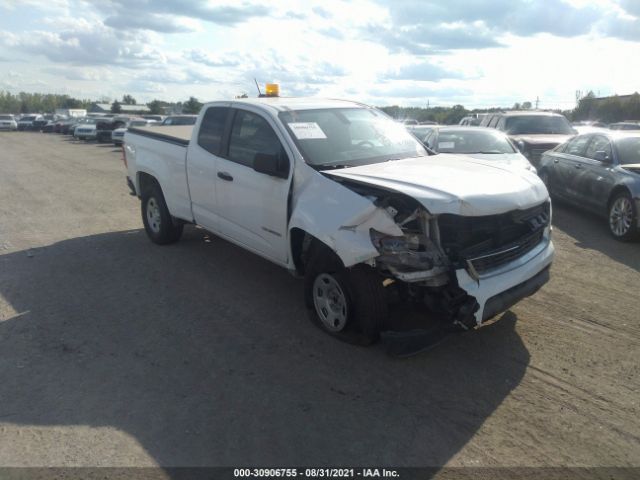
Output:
[[211, 97, 373, 113]]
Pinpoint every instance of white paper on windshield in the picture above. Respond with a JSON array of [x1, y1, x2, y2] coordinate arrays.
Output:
[[288, 122, 327, 140], [438, 141, 455, 149]]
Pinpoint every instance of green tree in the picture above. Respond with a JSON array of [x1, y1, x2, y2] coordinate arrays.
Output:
[[182, 96, 203, 114], [111, 101, 122, 113], [147, 100, 163, 115], [522, 101, 532, 110], [122, 94, 136, 105], [573, 91, 596, 121]]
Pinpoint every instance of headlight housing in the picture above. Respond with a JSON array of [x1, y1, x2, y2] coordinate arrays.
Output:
[[370, 229, 409, 254]]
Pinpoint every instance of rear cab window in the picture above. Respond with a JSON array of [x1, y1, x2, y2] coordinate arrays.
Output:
[[197, 107, 230, 155]]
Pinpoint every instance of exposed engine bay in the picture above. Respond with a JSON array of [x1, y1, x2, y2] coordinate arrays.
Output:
[[335, 177, 551, 331]]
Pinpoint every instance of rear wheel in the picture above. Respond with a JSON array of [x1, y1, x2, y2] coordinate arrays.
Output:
[[304, 245, 387, 345], [608, 191, 638, 241], [141, 183, 183, 244]]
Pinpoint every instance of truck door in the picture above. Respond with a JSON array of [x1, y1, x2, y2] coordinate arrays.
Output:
[[186, 105, 231, 232], [214, 108, 292, 264]]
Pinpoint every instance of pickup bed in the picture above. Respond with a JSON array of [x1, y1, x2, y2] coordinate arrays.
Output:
[[124, 97, 554, 350]]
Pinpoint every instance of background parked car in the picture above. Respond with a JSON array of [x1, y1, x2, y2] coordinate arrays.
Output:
[[424, 126, 537, 172], [142, 115, 165, 123], [538, 131, 640, 240], [459, 116, 480, 126], [17, 114, 43, 131], [74, 118, 100, 140], [0, 114, 18, 131], [482, 111, 577, 167], [112, 118, 150, 145], [609, 121, 640, 131], [161, 115, 198, 126]]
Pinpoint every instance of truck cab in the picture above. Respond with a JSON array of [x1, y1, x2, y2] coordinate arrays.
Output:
[[124, 97, 554, 350]]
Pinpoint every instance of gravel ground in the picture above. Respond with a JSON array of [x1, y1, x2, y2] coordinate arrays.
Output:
[[0, 133, 638, 475]]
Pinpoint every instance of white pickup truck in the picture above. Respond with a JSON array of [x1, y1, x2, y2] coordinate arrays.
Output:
[[124, 97, 554, 347]]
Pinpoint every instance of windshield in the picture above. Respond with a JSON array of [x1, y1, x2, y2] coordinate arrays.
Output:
[[505, 115, 574, 135], [616, 137, 640, 165], [128, 120, 147, 127], [21, 116, 37, 121], [278, 108, 427, 168], [436, 130, 515, 154]]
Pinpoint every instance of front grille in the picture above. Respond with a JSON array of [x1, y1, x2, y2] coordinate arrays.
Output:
[[468, 229, 544, 274], [439, 202, 549, 273], [530, 144, 557, 160]]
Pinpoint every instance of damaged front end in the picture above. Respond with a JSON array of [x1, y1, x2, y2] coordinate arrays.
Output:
[[340, 181, 481, 333]]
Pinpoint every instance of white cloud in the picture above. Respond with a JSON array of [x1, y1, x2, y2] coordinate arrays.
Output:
[[0, 0, 638, 108]]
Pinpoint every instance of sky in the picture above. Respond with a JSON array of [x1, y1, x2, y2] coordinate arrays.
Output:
[[0, 0, 638, 109]]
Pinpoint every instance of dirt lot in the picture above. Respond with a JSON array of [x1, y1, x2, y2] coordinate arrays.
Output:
[[0, 133, 638, 473]]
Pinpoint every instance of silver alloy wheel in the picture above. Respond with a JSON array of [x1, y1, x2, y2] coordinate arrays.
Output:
[[312, 273, 348, 332], [146, 197, 162, 234], [609, 196, 633, 237]]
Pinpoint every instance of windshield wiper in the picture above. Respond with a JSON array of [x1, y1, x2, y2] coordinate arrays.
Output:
[[315, 163, 352, 170]]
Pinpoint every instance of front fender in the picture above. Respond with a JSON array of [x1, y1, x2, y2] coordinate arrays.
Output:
[[288, 163, 402, 267]]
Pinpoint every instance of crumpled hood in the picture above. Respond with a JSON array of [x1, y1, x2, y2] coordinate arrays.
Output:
[[509, 134, 573, 145], [325, 154, 548, 216]]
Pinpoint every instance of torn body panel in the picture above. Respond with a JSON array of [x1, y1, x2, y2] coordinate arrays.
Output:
[[288, 162, 402, 267]]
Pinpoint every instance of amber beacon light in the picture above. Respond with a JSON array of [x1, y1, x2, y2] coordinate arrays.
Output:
[[265, 83, 280, 97]]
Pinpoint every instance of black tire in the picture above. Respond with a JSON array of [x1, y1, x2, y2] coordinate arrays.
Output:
[[304, 245, 387, 345], [141, 182, 183, 245], [608, 191, 639, 242]]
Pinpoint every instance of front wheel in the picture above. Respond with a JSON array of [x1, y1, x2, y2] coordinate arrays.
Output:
[[304, 247, 387, 345], [608, 191, 638, 241], [141, 183, 183, 244]]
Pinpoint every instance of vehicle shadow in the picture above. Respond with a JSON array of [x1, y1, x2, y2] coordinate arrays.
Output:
[[552, 201, 640, 272], [0, 228, 530, 471]]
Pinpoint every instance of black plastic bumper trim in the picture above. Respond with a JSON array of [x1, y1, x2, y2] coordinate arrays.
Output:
[[482, 266, 550, 321]]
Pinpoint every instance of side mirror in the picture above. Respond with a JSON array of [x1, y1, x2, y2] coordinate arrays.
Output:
[[594, 150, 611, 163], [254, 151, 289, 179], [514, 140, 525, 151]]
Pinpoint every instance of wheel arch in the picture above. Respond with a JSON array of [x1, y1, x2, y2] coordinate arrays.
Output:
[[607, 184, 632, 212], [137, 171, 161, 197], [289, 228, 344, 276]]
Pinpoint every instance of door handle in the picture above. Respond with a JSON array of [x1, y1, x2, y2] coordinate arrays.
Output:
[[574, 164, 582, 169], [553, 159, 559, 163], [217, 171, 233, 181]]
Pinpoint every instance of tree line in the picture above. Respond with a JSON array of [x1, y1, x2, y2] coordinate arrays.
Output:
[[1, 89, 638, 124], [0, 92, 203, 116]]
